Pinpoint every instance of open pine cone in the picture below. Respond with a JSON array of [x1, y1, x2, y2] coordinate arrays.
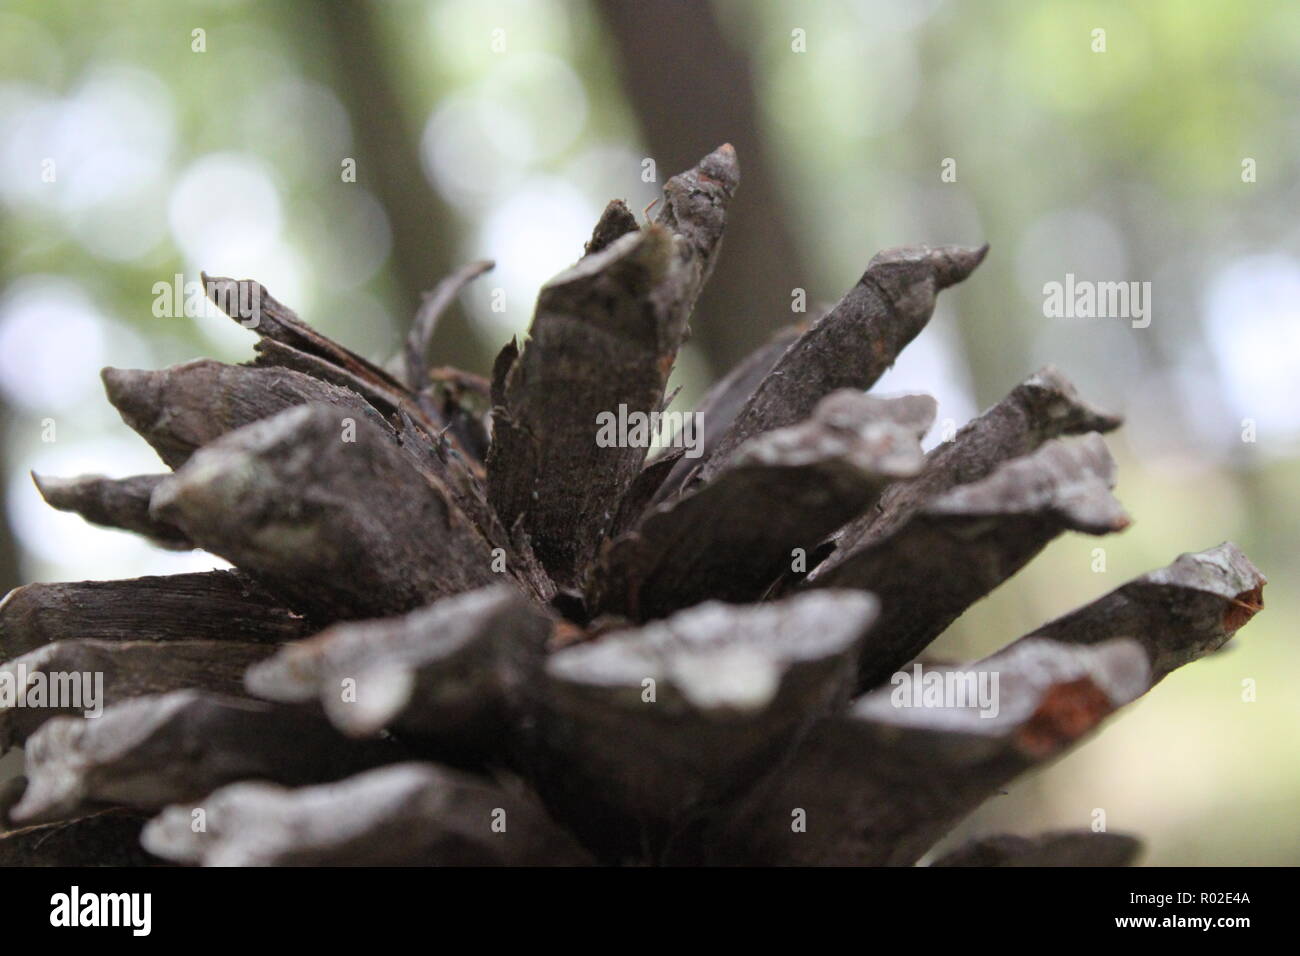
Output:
[[0, 146, 1265, 866]]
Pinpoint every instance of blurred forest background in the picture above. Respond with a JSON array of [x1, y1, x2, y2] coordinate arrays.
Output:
[[0, 0, 1296, 864]]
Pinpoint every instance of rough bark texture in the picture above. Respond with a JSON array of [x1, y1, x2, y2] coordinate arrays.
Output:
[[827, 365, 1123, 559], [595, 0, 808, 372], [806, 434, 1131, 691], [707, 637, 1151, 865], [487, 145, 737, 589], [531, 591, 877, 862], [1021, 542, 1265, 682], [0, 639, 273, 752], [203, 275, 410, 398], [10, 691, 402, 825], [651, 322, 804, 505], [102, 360, 392, 470], [696, 244, 988, 485], [205, 276, 554, 602], [592, 391, 934, 621], [32, 473, 190, 549], [0, 571, 309, 659], [141, 762, 591, 866], [151, 405, 507, 620], [246, 586, 551, 763], [584, 200, 640, 257]]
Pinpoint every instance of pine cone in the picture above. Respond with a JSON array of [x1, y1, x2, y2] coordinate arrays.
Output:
[[0, 146, 1265, 866]]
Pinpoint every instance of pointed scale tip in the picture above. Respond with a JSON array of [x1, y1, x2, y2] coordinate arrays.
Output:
[[866, 242, 989, 289], [698, 143, 740, 194], [29, 472, 104, 513], [100, 366, 164, 429], [200, 272, 236, 299], [100, 365, 146, 398], [29, 471, 59, 503], [932, 243, 990, 290]]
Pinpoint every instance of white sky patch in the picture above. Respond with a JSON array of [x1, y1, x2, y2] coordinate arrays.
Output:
[[58, 64, 175, 206], [423, 92, 531, 211], [421, 53, 587, 213], [1204, 253, 1300, 446], [0, 276, 109, 413], [0, 64, 174, 211], [871, 307, 978, 450], [478, 52, 588, 162], [168, 152, 283, 271], [0, 65, 175, 259], [244, 78, 353, 180], [468, 176, 600, 339]]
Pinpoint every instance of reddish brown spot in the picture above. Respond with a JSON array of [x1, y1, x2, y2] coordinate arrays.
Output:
[[1223, 585, 1265, 632], [657, 353, 676, 381], [1015, 677, 1116, 759], [547, 619, 587, 651]]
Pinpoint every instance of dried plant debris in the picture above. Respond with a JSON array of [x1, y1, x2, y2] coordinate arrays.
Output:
[[2, 146, 1265, 866], [202, 274, 408, 398], [650, 322, 803, 505], [584, 199, 640, 257], [102, 360, 392, 470], [403, 260, 495, 392]]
